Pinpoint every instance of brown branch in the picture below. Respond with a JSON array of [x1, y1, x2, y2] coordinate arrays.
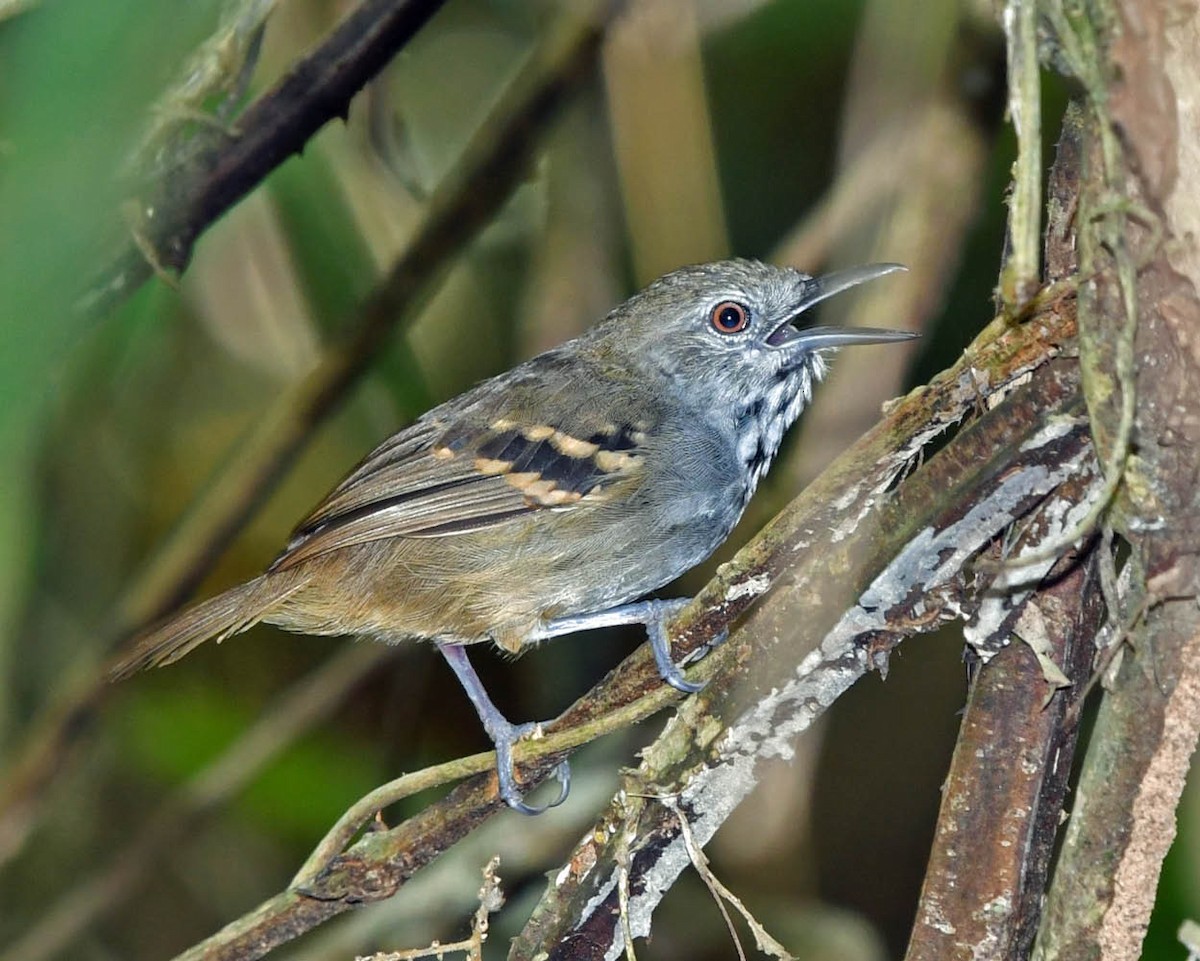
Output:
[[905, 548, 1103, 961], [901, 84, 1098, 961], [77, 0, 451, 318], [1033, 1, 1200, 955], [0, 0, 619, 872]]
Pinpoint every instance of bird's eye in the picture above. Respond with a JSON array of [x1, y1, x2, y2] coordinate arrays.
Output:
[[710, 301, 750, 334]]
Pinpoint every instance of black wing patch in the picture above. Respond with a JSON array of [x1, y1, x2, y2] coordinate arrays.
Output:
[[270, 419, 648, 570], [474, 428, 617, 497], [586, 424, 641, 451]]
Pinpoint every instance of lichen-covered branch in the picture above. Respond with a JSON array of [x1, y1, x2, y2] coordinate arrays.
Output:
[[900, 84, 1100, 961], [1033, 1, 1200, 957]]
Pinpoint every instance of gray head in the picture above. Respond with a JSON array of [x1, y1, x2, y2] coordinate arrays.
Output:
[[592, 258, 914, 489]]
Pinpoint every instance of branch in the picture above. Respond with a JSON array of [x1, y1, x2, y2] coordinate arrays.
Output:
[[902, 82, 1102, 961], [1034, 1, 1200, 956], [77, 0, 451, 318], [906, 547, 1103, 961]]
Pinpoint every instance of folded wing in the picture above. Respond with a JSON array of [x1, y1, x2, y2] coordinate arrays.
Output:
[[270, 414, 648, 571]]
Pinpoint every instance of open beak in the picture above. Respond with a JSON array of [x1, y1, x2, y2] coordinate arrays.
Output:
[[766, 263, 917, 349]]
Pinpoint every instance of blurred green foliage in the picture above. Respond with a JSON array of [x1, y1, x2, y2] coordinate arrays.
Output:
[[116, 680, 389, 842]]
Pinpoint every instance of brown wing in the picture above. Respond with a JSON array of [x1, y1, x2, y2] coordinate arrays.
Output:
[[269, 414, 647, 572]]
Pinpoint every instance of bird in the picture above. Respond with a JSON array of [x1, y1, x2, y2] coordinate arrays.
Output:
[[111, 259, 914, 813]]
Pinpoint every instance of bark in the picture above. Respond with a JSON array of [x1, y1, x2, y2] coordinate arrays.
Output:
[[1034, 1, 1200, 958]]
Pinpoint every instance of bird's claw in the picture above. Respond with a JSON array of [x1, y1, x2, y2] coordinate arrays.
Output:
[[647, 599, 708, 694], [660, 660, 706, 695], [709, 627, 730, 650], [493, 721, 571, 815]]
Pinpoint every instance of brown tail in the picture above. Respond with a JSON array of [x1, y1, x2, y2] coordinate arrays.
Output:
[[109, 572, 309, 681]]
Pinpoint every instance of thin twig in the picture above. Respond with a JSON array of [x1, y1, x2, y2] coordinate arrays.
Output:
[[293, 680, 683, 888], [663, 797, 747, 961], [999, 0, 1043, 311], [665, 796, 795, 961], [1063, 593, 1154, 732]]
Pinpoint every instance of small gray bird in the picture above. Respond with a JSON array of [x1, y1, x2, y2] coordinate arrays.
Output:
[[113, 259, 914, 813]]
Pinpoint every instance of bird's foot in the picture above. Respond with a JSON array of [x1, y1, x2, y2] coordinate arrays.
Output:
[[437, 641, 570, 814], [490, 720, 571, 816], [643, 599, 705, 694]]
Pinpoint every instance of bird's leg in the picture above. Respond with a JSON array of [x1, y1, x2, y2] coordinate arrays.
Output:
[[436, 641, 570, 815], [535, 599, 721, 695]]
